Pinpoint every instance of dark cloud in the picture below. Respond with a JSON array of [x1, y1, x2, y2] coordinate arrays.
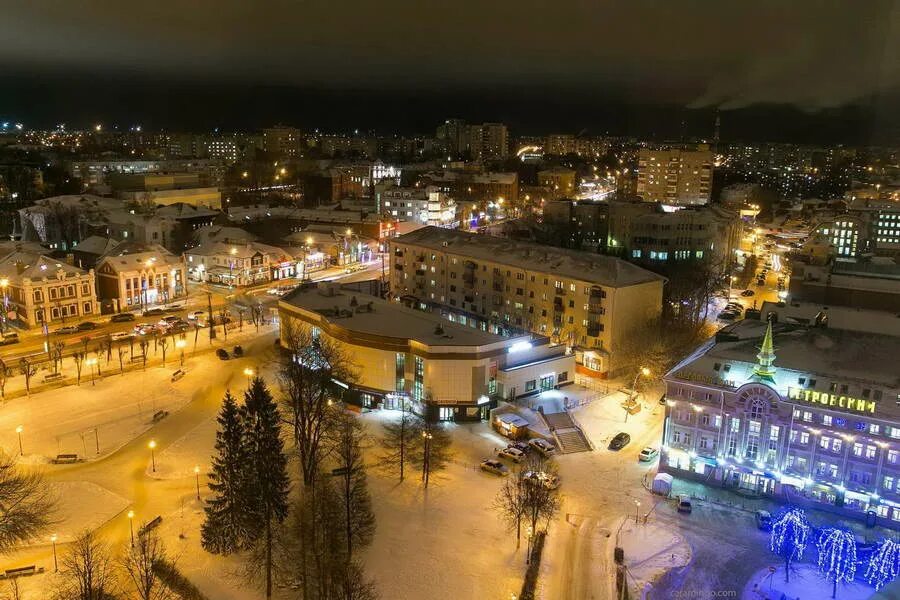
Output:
[[1, 0, 897, 111]]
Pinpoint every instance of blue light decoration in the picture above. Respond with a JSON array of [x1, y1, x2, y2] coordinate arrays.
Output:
[[865, 539, 900, 591], [770, 508, 811, 583], [816, 528, 857, 597]]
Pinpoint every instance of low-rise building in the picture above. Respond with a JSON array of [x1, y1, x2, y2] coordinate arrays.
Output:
[[661, 304, 900, 526], [278, 283, 574, 421], [378, 185, 457, 228], [389, 226, 665, 377], [0, 249, 99, 327], [185, 241, 289, 287], [95, 243, 187, 312]]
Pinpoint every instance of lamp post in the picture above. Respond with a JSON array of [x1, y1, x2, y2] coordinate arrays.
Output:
[[634, 500, 641, 524], [729, 275, 737, 301], [148, 439, 157, 472], [51, 534, 58, 572], [15, 425, 23, 455], [0, 277, 8, 333], [525, 524, 534, 565], [127, 510, 135, 546], [243, 367, 254, 390], [176, 339, 186, 366], [86, 357, 97, 386], [194, 465, 201, 501]]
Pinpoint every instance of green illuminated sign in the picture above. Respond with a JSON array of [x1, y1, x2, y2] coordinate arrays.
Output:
[[787, 387, 876, 414]]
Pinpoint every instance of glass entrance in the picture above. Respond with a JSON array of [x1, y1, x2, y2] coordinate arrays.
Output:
[[539, 374, 555, 391]]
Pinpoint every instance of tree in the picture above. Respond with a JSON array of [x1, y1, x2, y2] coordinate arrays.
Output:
[[201, 392, 251, 555], [613, 319, 715, 385], [54, 531, 117, 600], [121, 528, 176, 600], [80, 335, 91, 354], [411, 418, 452, 488], [0, 453, 55, 554], [521, 454, 559, 551], [243, 377, 290, 599], [159, 338, 169, 367], [770, 508, 811, 583], [18, 358, 36, 396], [73, 352, 85, 385], [51, 341, 65, 374], [817, 528, 857, 598], [0, 359, 8, 398], [379, 400, 418, 482], [494, 468, 529, 549], [332, 411, 375, 561], [865, 539, 900, 591], [278, 319, 356, 486], [117, 346, 127, 375], [219, 309, 229, 341], [139, 340, 149, 371]]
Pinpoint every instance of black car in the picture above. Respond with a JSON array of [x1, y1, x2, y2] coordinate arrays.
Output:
[[77, 321, 97, 331], [232, 345, 244, 357], [110, 313, 136, 322], [0, 333, 19, 346], [143, 308, 165, 316], [608, 432, 631, 450], [216, 349, 229, 360]]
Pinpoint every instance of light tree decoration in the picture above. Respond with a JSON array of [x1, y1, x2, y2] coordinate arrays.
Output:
[[865, 539, 900, 591], [770, 508, 811, 583], [817, 528, 857, 598]]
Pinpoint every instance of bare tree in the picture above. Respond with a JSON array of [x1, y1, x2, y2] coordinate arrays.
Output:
[[139, 340, 149, 371], [18, 358, 36, 396], [1, 579, 22, 600], [494, 468, 529, 549], [55, 530, 117, 600], [92, 349, 103, 377], [159, 338, 169, 367], [79, 335, 91, 354], [51, 341, 65, 374], [411, 418, 452, 488], [117, 346, 127, 375], [379, 400, 417, 481], [0, 453, 56, 554], [73, 352, 85, 386], [101, 334, 113, 364], [219, 309, 228, 341], [277, 318, 357, 486], [332, 412, 375, 561], [522, 455, 560, 543], [0, 359, 8, 398], [121, 528, 176, 600]]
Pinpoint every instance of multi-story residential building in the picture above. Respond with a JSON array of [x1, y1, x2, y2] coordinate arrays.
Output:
[[263, 126, 303, 158], [468, 123, 509, 161], [537, 167, 576, 199], [389, 226, 664, 377], [278, 283, 575, 421], [661, 302, 900, 526], [435, 119, 470, 157], [636, 147, 713, 206], [420, 171, 519, 210], [542, 199, 609, 250], [812, 196, 900, 259], [544, 134, 576, 157], [378, 185, 457, 228], [0, 249, 99, 326], [95, 243, 187, 312]]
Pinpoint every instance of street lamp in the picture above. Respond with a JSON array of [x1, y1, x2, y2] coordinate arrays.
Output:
[[127, 510, 135, 546], [525, 524, 534, 565], [176, 339, 186, 366], [243, 367, 254, 390], [729, 275, 738, 300], [194, 465, 201, 501], [148, 439, 157, 472], [0, 277, 8, 333], [86, 357, 98, 386], [15, 425, 23, 455], [634, 500, 641, 524], [51, 534, 58, 572]]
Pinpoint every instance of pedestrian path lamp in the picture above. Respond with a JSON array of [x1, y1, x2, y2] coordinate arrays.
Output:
[[86, 357, 98, 386], [127, 510, 135, 546], [148, 439, 157, 472], [243, 367, 254, 390], [15, 425, 23, 455], [194, 465, 201, 500], [50, 534, 58, 572], [176, 339, 186, 366]]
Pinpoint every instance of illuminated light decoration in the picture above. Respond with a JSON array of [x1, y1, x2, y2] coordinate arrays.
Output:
[[787, 387, 877, 415], [770, 508, 811, 581], [508, 341, 532, 354], [477, 395, 490, 406], [816, 528, 857, 596], [865, 539, 900, 591]]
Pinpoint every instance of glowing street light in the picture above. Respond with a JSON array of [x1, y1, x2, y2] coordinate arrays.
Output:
[[175, 338, 186, 366], [51, 534, 58, 572], [148, 439, 157, 472], [243, 367, 254, 390], [127, 510, 135, 546], [15, 425, 23, 455], [194, 465, 201, 500], [634, 499, 642, 524], [86, 356, 98, 386]]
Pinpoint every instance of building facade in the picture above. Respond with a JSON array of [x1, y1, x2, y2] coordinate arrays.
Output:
[[95, 245, 187, 312], [379, 185, 457, 228], [0, 250, 100, 327], [389, 226, 664, 377], [637, 147, 713, 206], [661, 311, 900, 527], [278, 283, 575, 421]]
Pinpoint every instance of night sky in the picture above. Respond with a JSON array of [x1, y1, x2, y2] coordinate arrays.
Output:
[[2, 1, 898, 142]]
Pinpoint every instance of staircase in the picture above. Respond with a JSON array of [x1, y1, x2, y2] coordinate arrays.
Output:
[[541, 410, 593, 454]]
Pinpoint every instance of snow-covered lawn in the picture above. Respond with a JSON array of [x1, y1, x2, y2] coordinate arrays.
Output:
[[742, 564, 874, 600], [44, 481, 130, 545], [617, 516, 690, 597]]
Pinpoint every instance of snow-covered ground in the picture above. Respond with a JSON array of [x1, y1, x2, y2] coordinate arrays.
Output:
[[617, 515, 690, 597], [742, 564, 874, 600]]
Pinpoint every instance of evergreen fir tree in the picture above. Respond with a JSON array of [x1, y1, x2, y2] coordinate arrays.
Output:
[[201, 391, 251, 554], [243, 377, 290, 599]]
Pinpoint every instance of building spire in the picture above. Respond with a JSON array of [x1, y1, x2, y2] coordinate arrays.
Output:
[[753, 320, 777, 382]]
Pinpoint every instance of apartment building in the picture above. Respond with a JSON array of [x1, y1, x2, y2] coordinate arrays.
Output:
[[263, 126, 303, 158], [662, 304, 900, 527], [0, 249, 99, 327], [636, 147, 713, 206], [389, 227, 664, 377], [379, 185, 457, 228], [538, 167, 576, 199], [469, 123, 509, 161]]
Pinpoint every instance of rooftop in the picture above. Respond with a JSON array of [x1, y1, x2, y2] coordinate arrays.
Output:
[[393, 226, 666, 288], [0, 250, 89, 281], [280, 283, 519, 349]]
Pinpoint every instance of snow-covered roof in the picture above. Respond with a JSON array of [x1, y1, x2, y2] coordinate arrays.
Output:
[[192, 225, 258, 245], [74, 236, 120, 256], [393, 226, 666, 288], [0, 250, 89, 281], [184, 240, 287, 260], [97, 244, 182, 272]]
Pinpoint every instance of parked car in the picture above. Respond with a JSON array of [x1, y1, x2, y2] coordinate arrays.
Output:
[[55, 325, 79, 335], [741, 290, 755, 297], [232, 345, 244, 357], [0, 333, 19, 346], [528, 438, 557, 457], [161, 315, 180, 325], [142, 308, 165, 316], [479, 459, 509, 476], [676, 494, 693, 513], [134, 323, 156, 335], [186, 311, 205, 320], [507, 441, 530, 454], [638, 447, 659, 462], [77, 321, 97, 331], [717, 311, 738, 321], [755, 510, 773, 531], [523, 470, 560, 490], [110, 332, 133, 341], [110, 313, 135, 323], [497, 447, 525, 463], [608, 432, 631, 450], [216, 349, 229, 360]]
